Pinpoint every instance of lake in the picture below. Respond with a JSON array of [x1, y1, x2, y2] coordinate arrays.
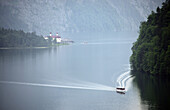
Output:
[[0, 32, 169, 110]]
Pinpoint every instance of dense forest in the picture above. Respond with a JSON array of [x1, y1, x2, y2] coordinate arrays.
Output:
[[0, 28, 49, 47], [130, 0, 170, 76]]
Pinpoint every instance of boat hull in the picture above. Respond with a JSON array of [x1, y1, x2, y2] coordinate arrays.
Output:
[[116, 87, 125, 94]]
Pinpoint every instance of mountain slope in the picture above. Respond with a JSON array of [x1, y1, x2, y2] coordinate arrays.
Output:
[[0, 0, 165, 35]]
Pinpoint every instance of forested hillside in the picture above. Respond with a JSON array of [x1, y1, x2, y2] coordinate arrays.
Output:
[[0, 28, 49, 47], [130, 0, 170, 75]]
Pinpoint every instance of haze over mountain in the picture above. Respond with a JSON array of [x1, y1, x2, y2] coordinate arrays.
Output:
[[0, 0, 165, 35]]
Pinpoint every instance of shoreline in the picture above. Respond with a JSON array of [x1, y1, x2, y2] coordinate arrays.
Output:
[[0, 46, 50, 50], [0, 43, 70, 50]]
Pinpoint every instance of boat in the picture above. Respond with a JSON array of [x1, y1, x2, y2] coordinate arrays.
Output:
[[116, 87, 125, 90], [116, 87, 125, 94]]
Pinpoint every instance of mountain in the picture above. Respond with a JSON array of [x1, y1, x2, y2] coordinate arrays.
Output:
[[0, 0, 165, 35]]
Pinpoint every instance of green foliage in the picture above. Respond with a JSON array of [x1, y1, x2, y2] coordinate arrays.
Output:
[[0, 28, 50, 47], [130, 0, 170, 76]]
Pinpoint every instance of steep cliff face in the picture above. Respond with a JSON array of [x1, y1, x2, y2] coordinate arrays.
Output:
[[0, 0, 164, 35]]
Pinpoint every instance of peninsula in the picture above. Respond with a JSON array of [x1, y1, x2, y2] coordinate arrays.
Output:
[[0, 28, 73, 48]]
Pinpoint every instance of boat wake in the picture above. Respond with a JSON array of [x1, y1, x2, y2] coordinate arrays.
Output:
[[0, 66, 133, 93], [0, 80, 116, 92], [116, 68, 134, 92]]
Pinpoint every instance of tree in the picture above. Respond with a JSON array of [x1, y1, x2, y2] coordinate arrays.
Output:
[[130, 0, 170, 76]]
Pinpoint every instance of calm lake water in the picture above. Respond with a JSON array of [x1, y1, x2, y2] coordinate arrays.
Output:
[[0, 32, 169, 110]]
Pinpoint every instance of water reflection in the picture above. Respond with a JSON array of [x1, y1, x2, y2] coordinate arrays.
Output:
[[132, 70, 170, 110], [0, 47, 60, 82]]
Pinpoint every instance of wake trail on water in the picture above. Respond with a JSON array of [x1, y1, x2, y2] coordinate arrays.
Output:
[[122, 75, 133, 88], [0, 65, 134, 93], [45, 79, 113, 90], [0, 80, 116, 92], [125, 77, 134, 91], [116, 70, 130, 87], [116, 66, 134, 91]]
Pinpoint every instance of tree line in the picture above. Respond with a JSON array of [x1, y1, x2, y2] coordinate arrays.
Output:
[[0, 28, 49, 47], [130, 0, 170, 76]]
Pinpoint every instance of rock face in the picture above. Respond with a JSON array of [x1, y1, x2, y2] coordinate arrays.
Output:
[[0, 0, 164, 35]]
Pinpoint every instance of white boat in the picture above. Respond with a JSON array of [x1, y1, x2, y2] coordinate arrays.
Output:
[[116, 87, 125, 94]]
